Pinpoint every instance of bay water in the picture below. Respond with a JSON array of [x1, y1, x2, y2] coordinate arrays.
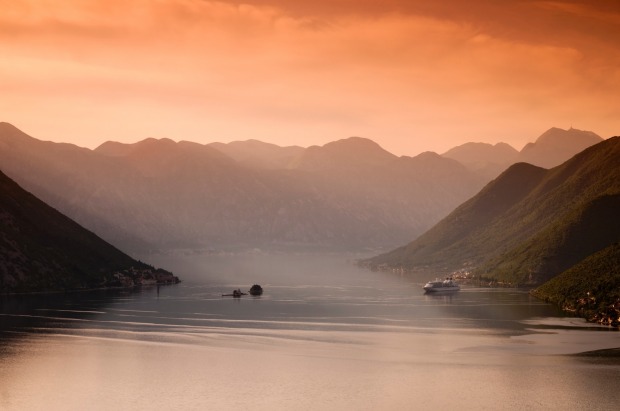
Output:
[[1, 253, 619, 410]]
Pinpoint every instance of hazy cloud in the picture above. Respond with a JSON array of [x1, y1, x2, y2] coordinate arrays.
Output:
[[0, 0, 618, 153]]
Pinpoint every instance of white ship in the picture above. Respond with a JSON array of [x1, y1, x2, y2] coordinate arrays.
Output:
[[423, 277, 460, 293]]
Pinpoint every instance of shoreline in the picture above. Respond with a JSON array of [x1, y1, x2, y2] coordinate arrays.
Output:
[[0, 281, 181, 297], [572, 347, 620, 358]]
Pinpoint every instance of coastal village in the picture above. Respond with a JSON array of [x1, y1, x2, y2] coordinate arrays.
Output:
[[110, 266, 180, 288]]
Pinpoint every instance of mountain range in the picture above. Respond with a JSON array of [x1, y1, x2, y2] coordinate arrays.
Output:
[[2, 120, 615, 320], [441, 127, 603, 179], [0, 122, 605, 254], [0, 170, 175, 292], [366, 136, 620, 287], [0, 122, 487, 253]]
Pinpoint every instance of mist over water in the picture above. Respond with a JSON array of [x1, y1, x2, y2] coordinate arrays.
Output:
[[1, 253, 619, 410]]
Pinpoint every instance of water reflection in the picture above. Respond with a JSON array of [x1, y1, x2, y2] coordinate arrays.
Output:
[[424, 291, 459, 303], [0, 253, 619, 410]]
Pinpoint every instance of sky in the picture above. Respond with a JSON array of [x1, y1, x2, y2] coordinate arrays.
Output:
[[1, 0, 619, 156]]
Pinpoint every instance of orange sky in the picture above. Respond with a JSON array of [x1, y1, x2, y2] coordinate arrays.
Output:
[[1, 0, 619, 155]]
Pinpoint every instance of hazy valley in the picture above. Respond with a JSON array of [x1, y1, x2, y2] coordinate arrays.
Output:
[[0, 123, 602, 256], [2, 120, 615, 283], [1, 122, 619, 410], [3, 121, 618, 322], [1, 122, 488, 253], [3, 2, 619, 408]]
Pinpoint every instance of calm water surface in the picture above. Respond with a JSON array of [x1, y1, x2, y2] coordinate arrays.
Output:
[[1, 253, 619, 410]]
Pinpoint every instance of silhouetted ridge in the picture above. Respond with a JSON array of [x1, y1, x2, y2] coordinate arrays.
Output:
[[0, 170, 168, 292]]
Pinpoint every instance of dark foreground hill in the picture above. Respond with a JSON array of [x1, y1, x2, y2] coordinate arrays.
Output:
[[0, 170, 177, 293], [532, 243, 620, 326], [365, 136, 620, 286]]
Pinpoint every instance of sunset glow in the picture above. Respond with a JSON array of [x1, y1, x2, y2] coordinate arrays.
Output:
[[1, 0, 618, 154]]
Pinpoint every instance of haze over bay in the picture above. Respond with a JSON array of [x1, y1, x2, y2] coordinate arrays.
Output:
[[1, 1, 620, 410]]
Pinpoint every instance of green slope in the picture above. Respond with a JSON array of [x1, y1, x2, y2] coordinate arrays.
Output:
[[480, 193, 620, 285], [365, 136, 620, 285], [532, 243, 620, 326], [0, 170, 167, 292], [365, 162, 547, 269]]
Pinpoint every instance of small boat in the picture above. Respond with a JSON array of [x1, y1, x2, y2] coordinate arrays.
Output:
[[249, 284, 263, 296], [423, 277, 460, 293], [222, 289, 247, 298]]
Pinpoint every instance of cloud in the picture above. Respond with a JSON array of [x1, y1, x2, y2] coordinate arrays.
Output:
[[0, 0, 618, 153], [535, 1, 620, 25]]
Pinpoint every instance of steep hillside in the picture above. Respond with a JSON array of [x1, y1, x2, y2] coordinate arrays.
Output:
[[365, 136, 620, 285], [480, 194, 620, 284], [532, 243, 620, 326], [0, 122, 153, 251], [366, 162, 548, 269], [0, 170, 174, 292]]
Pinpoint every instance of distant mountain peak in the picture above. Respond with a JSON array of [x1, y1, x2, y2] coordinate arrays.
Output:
[[534, 127, 602, 145], [0, 121, 18, 131], [291, 137, 396, 171], [322, 136, 389, 154], [95, 137, 178, 156], [327, 136, 379, 146], [208, 139, 304, 169], [442, 141, 518, 157], [440, 141, 519, 179], [519, 127, 603, 168], [320, 136, 395, 159], [494, 142, 515, 149], [134, 137, 177, 148], [412, 151, 442, 161], [0, 122, 31, 140]]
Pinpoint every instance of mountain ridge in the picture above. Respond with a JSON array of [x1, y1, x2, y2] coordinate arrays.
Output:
[[2, 122, 609, 255], [441, 127, 603, 179], [365, 136, 620, 286], [208, 139, 304, 169], [0, 170, 176, 292], [0, 123, 487, 252]]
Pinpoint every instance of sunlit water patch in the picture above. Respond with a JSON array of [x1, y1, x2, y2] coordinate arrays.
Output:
[[1, 253, 618, 410]]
